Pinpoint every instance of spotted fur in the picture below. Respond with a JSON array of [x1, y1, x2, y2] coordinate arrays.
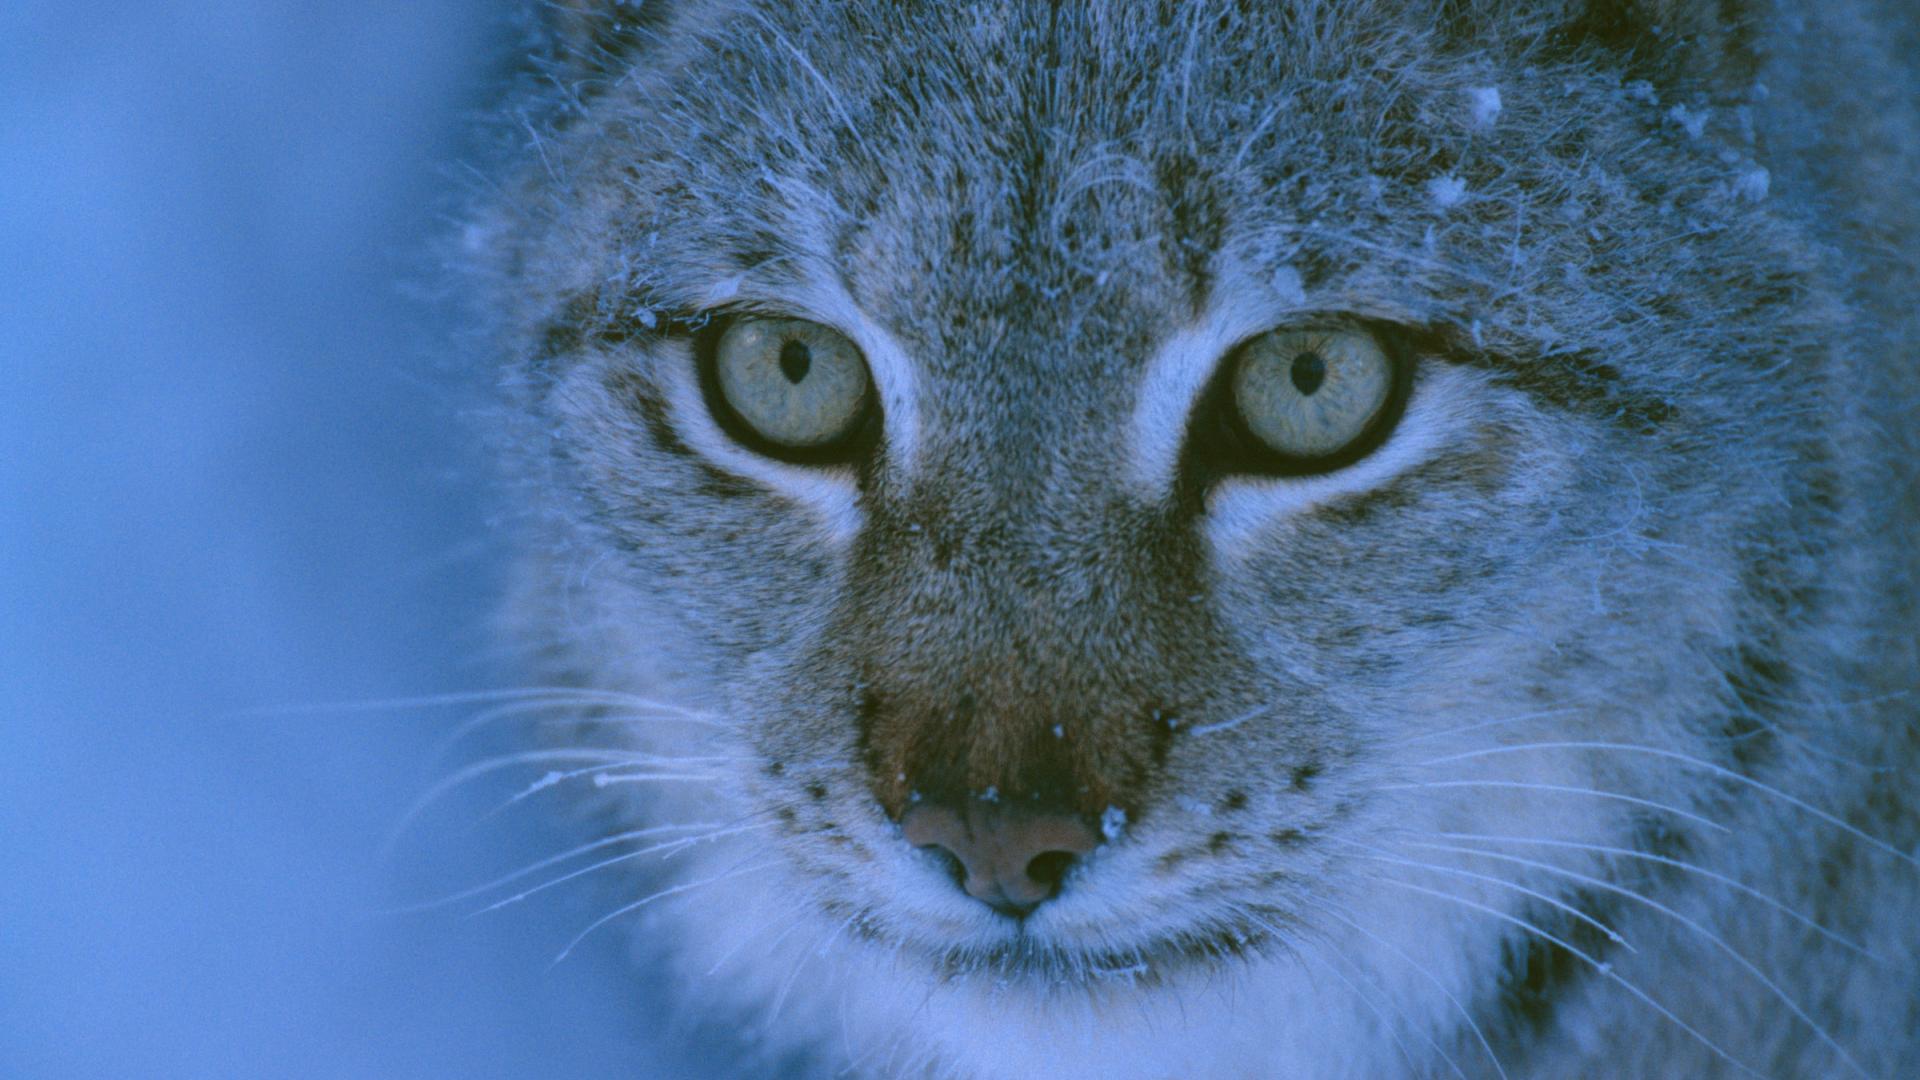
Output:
[[465, 1, 1919, 1076]]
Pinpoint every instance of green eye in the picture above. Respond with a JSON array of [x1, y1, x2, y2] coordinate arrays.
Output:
[[709, 317, 873, 457], [1230, 328, 1396, 462]]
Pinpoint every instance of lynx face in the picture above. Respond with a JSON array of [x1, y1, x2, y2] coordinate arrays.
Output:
[[480, 2, 1917, 1076]]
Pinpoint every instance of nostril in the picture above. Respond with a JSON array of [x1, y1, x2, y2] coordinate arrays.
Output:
[[900, 801, 1101, 914], [1024, 849, 1078, 892], [922, 843, 967, 889]]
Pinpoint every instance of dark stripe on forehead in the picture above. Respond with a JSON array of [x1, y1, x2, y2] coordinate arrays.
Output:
[[1157, 150, 1225, 316]]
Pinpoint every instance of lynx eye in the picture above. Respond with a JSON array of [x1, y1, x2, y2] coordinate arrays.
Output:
[[706, 316, 874, 460], [1222, 327, 1403, 470]]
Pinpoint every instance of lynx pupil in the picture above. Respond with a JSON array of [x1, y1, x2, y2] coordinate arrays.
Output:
[[779, 339, 813, 384], [1290, 351, 1326, 395]]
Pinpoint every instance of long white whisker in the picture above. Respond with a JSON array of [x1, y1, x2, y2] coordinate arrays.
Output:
[[588, 770, 727, 790], [1337, 841, 1632, 953], [1432, 832, 1876, 959], [385, 748, 696, 851], [1279, 899, 1472, 1080], [1415, 742, 1916, 869], [552, 859, 779, 965], [1375, 876, 1762, 1079], [1337, 943, 1468, 1080], [1735, 685, 1909, 718], [706, 907, 813, 978], [484, 761, 729, 817], [479, 821, 776, 915], [1186, 703, 1274, 737], [1266, 915, 1429, 1078], [1314, 904, 1511, 1080], [1757, 724, 1896, 774], [236, 686, 716, 717], [1405, 839, 1869, 1077], [431, 699, 726, 761], [387, 820, 733, 914], [1370, 780, 1729, 833], [1384, 708, 1585, 748], [764, 919, 833, 1035]]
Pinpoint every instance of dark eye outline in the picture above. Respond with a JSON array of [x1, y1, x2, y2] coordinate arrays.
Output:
[[691, 311, 882, 466], [1181, 321, 1416, 485]]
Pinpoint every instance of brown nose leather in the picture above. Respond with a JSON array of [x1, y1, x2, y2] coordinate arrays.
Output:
[[901, 802, 1101, 915]]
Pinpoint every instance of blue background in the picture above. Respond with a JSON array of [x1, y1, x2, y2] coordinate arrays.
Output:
[[1, 5, 702, 1076]]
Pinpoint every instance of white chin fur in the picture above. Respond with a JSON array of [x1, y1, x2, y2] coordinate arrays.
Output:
[[656, 828, 1515, 1080]]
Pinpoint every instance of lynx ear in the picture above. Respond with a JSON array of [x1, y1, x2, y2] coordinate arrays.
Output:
[[1550, 0, 1763, 90]]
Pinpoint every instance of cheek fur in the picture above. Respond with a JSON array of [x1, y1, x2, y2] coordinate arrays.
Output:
[[475, 3, 1920, 1077]]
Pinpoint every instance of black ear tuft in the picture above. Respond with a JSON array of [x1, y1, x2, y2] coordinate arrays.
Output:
[[1550, 0, 1762, 91]]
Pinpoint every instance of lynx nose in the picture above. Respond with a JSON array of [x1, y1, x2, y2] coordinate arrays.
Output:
[[900, 802, 1100, 916]]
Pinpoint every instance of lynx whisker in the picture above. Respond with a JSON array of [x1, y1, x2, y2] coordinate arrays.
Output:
[[552, 858, 781, 966], [1404, 839, 1869, 1078], [1370, 780, 1729, 833], [469, 819, 766, 914], [1327, 944, 1472, 1080], [1336, 840, 1631, 952], [387, 820, 739, 915], [1186, 703, 1276, 737], [432, 699, 726, 760], [1382, 707, 1584, 748], [385, 748, 716, 851], [1314, 904, 1511, 1080], [238, 686, 712, 716], [706, 906, 815, 979], [588, 768, 731, 787], [1414, 742, 1917, 870], [1375, 877, 1762, 1079], [1430, 832, 1876, 959], [1279, 920, 1433, 1078], [765, 917, 837, 1036], [466, 766, 725, 828], [1746, 721, 1900, 774]]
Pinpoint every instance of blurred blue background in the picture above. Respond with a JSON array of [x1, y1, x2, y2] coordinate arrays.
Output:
[[1, 5, 700, 1077]]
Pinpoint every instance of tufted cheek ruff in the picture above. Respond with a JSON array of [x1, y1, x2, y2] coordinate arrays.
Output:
[[832, 483, 1231, 825]]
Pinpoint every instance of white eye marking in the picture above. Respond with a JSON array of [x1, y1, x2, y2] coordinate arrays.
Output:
[[635, 267, 922, 540], [1203, 364, 1485, 555], [769, 275, 923, 478], [712, 317, 870, 450], [1128, 316, 1273, 494], [1232, 328, 1393, 459], [1127, 267, 1313, 494], [656, 344, 865, 544]]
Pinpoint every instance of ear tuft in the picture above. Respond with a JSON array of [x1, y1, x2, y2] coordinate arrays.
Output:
[[1551, 0, 1761, 90]]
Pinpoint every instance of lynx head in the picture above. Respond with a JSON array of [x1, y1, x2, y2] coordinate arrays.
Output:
[[473, 1, 1906, 1075]]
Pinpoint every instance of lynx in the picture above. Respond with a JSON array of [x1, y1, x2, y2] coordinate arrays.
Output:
[[463, 1, 1919, 1075]]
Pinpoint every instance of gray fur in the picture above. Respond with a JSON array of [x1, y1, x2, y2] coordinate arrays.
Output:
[[465, 1, 1919, 1076]]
